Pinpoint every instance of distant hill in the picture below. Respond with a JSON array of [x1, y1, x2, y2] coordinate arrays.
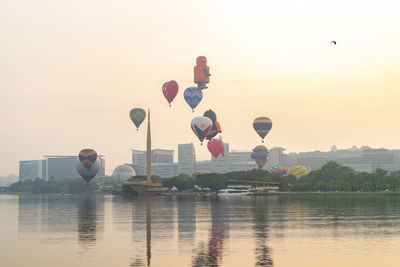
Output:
[[0, 174, 18, 187]]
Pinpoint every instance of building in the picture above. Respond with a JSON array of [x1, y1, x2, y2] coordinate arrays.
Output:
[[151, 149, 174, 163], [152, 163, 178, 178], [131, 149, 174, 176], [20, 156, 105, 181], [210, 143, 230, 173], [228, 150, 252, 163], [343, 164, 373, 173], [178, 144, 196, 176], [19, 160, 47, 181], [45, 155, 105, 180], [195, 160, 212, 173], [268, 147, 286, 167]]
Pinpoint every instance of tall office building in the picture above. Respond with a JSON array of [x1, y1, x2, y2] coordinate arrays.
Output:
[[45, 155, 105, 180], [210, 143, 230, 173], [268, 147, 286, 167], [178, 144, 196, 176], [131, 149, 175, 177], [19, 160, 47, 181]]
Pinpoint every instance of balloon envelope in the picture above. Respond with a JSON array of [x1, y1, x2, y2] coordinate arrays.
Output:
[[129, 108, 146, 129], [162, 80, 179, 105], [289, 165, 308, 179], [251, 145, 269, 169], [75, 158, 101, 184], [253, 117, 272, 141], [191, 116, 212, 144], [203, 109, 217, 123], [207, 138, 225, 159], [271, 166, 289, 177], [204, 110, 222, 140], [184, 87, 203, 110], [79, 149, 97, 169]]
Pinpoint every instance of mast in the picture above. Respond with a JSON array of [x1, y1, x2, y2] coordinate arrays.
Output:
[[146, 109, 152, 184]]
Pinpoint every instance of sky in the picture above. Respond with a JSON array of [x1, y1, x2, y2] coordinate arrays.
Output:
[[1, 0, 399, 176]]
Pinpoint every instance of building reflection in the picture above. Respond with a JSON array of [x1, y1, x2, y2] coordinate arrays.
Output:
[[192, 200, 227, 267], [177, 196, 196, 246], [130, 197, 153, 267], [253, 198, 273, 267], [18, 194, 104, 248]]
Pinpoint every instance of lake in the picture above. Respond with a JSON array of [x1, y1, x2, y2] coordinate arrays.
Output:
[[1, 193, 400, 267]]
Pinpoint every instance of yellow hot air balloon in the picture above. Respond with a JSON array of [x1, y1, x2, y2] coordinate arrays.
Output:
[[289, 165, 308, 179], [251, 145, 269, 169]]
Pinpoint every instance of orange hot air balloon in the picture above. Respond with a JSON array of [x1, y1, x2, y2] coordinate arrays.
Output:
[[194, 56, 211, 90]]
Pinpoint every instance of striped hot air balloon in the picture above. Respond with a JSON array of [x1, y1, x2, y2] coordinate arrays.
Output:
[[251, 145, 269, 169], [253, 117, 272, 143]]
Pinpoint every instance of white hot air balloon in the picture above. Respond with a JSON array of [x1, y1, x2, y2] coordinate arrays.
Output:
[[75, 158, 101, 184], [191, 116, 213, 145]]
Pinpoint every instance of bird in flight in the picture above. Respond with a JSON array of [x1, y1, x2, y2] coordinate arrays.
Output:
[[331, 41, 337, 45]]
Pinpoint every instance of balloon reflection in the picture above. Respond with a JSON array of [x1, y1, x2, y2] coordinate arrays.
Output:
[[192, 201, 226, 266], [78, 196, 97, 244]]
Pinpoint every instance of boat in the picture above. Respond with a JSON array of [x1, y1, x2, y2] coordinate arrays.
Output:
[[217, 189, 251, 196]]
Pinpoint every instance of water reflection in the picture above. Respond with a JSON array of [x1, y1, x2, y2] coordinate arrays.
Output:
[[252, 198, 273, 267], [18, 195, 104, 246], [78, 196, 97, 244], [193, 199, 226, 267], [9, 194, 400, 267]]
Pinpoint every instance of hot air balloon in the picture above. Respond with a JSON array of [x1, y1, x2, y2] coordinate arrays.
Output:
[[194, 56, 211, 90], [191, 116, 212, 145], [270, 166, 289, 177], [162, 80, 179, 106], [289, 165, 308, 179], [203, 109, 222, 140], [184, 87, 203, 112], [75, 157, 101, 184], [79, 149, 97, 169], [203, 109, 216, 123], [207, 138, 225, 159], [253, 117, 272, 143], [129, 108, 146, 130], [251, 145, 269, 169]]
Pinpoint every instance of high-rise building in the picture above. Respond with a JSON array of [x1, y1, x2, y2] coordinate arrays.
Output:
[[178, 144, 196, 176], [45, 155, 105, 180], [131, 149, 175, 176], [19, 160, 47, 181], [210, 143, 230, 173], [151, 149, 174, 163], [152, 163, 178, 178], [268, 147, 286, 167]]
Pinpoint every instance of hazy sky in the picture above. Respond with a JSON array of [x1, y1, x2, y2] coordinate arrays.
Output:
[[1, 0, 399, 176]]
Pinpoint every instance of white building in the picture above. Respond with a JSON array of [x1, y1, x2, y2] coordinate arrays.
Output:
[[131, 149, 175, 176], [152, 163, 178, 178], [268, 147, 286, 167], [19, 160, 47, 181], [178, 144, 196, 176], [343, 164, 373, 173]]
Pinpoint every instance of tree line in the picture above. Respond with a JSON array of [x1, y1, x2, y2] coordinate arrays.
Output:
[[8, 178, 98, 194], [7, 161, 400, 193], [161, 161, 400, 192]]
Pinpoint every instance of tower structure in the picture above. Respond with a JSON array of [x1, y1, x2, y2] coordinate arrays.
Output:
[[146, 109, 152, 184]]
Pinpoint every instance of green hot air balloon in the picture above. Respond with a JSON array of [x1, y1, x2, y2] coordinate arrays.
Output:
[[129, 108, 146, 130]]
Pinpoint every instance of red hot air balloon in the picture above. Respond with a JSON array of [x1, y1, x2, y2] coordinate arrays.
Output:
[[207, 138, 225, 159], [162, 80, 179, 106]]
